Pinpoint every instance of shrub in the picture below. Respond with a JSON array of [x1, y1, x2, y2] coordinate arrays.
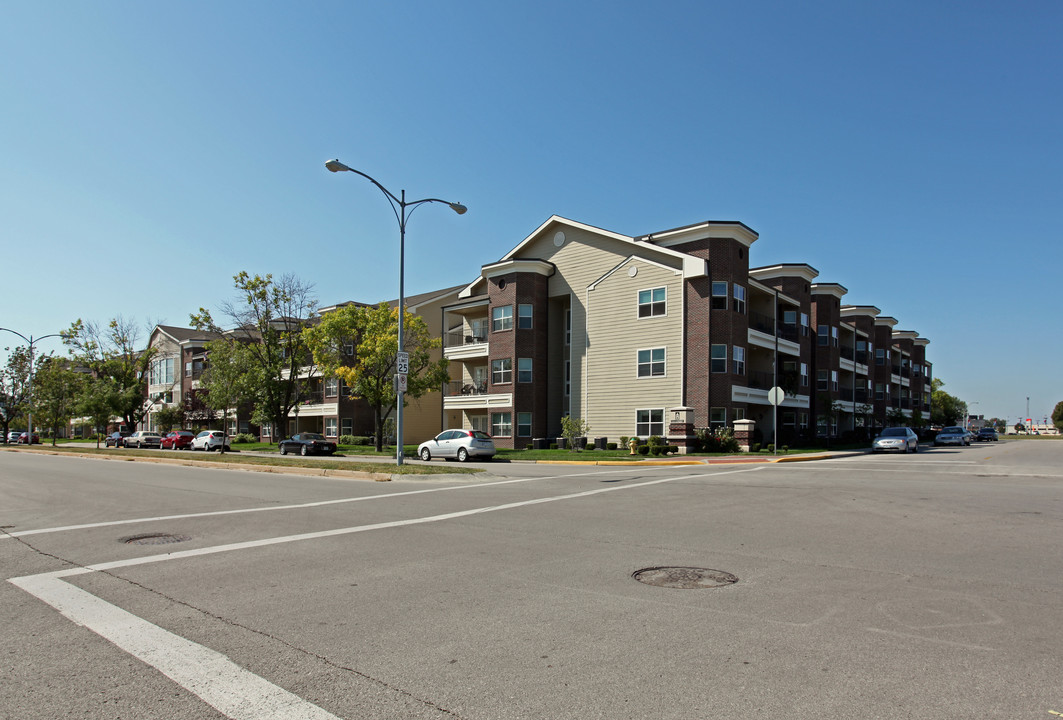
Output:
[[606, 442, 617, 450], [766, 443, 775, 453], [751, 442, 761, 453], [526, 443, 533, 450], [637, 445, 650, 456], [232, 433, 256, 444], [781, 445, 789, 453], [586, 443, 595, 450], [338, 435, 358, 445], [549, 443, 557, 450], [667, 445, 679, 454], [619, 436, 629, 448]]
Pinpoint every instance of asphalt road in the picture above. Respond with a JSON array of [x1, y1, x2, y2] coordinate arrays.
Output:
[[2, 441, 1062, 719]]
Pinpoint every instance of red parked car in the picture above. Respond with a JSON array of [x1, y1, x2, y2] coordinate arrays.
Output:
[[161, 430, 195, 450], [17, 432, 41, 444]]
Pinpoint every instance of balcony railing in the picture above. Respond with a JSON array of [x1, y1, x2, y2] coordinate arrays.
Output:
[[748, 370, 774, 390], [749, 312, 799, 342], [840, 346, 854, 361], [444, 330, 488, 348], [444, 381, 489, 397], [299, 391, 325, 406]]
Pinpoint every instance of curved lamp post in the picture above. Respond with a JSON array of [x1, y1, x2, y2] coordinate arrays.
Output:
[[325, 159, 466, 466], [0, 328, 62, 443]]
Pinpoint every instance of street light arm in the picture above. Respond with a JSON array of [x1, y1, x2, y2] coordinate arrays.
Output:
[[324, 160, 467, 228]]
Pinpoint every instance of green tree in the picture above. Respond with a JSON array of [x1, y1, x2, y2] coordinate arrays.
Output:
[[930, 378, 965, 426], [153, 403, 187, 434], [62, 317, 157, 432], [560, 415, 591, 451], [32, 356, 84, 445], [303, 302, 449, 451], [1, 345, 32, 442], [191, 272, 318, 445], [1052, 401, 1063, 433], [77, 377, 118, 448], [198, 339, 255, 454]]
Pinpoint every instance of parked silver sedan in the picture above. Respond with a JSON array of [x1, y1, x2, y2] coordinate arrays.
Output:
[[418, 429, 496, 462], [125, 431, 162, 449], [871, 426, 919, 453]]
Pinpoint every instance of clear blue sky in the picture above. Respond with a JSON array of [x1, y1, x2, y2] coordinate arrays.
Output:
[[2, 1, 1060, 424]]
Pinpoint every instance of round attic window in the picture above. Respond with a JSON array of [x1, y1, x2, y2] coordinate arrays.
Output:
[[628, 265, 638, 277], [498, 278, 507, 290], [553, 231, 566, 247]]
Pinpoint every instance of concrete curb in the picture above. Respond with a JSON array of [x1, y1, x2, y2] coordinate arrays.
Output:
[[1, 446, 396, 482]]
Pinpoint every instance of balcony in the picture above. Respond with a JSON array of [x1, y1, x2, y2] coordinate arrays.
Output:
[[444, 381, 489, 396], [442, 381, 511, 411], [443, 330, 489, 360]]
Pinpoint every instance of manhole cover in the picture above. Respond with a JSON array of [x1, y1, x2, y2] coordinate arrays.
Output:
[[121, 533, 191, 546], [632, 566, 738, 589]]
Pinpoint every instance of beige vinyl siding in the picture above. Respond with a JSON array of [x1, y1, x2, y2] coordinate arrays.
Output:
[[585, 259, 684, 438], [515, 224, 684, 421]]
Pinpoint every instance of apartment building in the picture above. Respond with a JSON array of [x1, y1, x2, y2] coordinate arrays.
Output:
[[437, 215, 931, 449]]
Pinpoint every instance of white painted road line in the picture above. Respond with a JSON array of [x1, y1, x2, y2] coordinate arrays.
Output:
[[8, 465, 763, 720], [1, 465, 657, 540], [9, 573, 343, 720]]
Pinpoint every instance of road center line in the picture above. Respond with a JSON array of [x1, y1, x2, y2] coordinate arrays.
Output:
[[1, 465, 656, 540]]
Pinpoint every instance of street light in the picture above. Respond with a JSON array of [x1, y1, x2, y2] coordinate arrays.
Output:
[[325, 159, 466, 466], [0, 328, 62, 444]]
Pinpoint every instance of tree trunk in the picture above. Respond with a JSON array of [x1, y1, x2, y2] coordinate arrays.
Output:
[[374, 406, 383, 452]]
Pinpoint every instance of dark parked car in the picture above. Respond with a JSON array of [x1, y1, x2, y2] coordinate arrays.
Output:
[[161, 430, 195, 450], [16, 431, 41, 444], [105, 431, 131, 447], [278, 432, 337, 456], [975, 428, 999, 442]]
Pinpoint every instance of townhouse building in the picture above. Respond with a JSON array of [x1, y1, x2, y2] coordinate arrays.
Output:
[[437, 215, 931, 449]]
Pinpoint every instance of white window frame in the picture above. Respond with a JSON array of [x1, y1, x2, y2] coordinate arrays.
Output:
[[637, 347, 666, 378], [517, 357, 533, 383], [637, 287, 666, 318], [491, 412, 512, 437], [733, 346, 746, 375], [491, 305, 513, 332], [517, 304, 533, 329], [710, 344, 727, 373], [732, 285, 746, 314], [711, 281, 728, 310], [325, 418, 338, 437], [636, 408, 664, 437], [491, 358, 512, 385]]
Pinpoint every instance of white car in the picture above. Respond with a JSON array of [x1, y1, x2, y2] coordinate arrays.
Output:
[[126, 431, 162, 449], [417, 429, 495, 462], [191, 430, 231, 452]]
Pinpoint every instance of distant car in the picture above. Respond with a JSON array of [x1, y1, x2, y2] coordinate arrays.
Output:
[[161, 430, 195, 450], [975, 428, 999, 442], [278, 432, 336, 456], [105, 431, 130, 448], [417, 429, 496, 462], [7, 430, 25, 444], [16, 431, 41, 445], [871, 426, 919, 453], [934, 426, 970, 447], [191, 430, 231, 452], [126, 431, 162, 449]]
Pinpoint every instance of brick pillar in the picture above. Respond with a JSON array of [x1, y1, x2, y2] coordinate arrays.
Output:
[[733, 419, 755, 452], [667, 406, 696, 454]]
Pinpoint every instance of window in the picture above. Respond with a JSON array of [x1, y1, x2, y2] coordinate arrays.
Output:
[[341, 418, 353, 436], [325, 418, 338, 437], [638, 287, 666, 318], [325, 377, 339, 397], [734, 407, 745, 421], [518, 304, 533, 329], [228, 418, 237, 435], [565, 309, 571, 345], [818, 325, 829, 346], [801, 313, 810, 336], [517, 357, 533, 383], [491, 306, 512, 332], [783, 310, 797, 325], [711, 282, 728, 310], [876, 348, 887, 365], [799, 413, 808, 430], [150, 357, 175, 386], [564, 361, 571, 397], [339, 378, 351, 397], [637, 348, 666, 377], [831, 326, 839, 347], [343, 343, 354, 356], [732, 285, 746, 314], [517, 412, 532, 437], [831, 370, 838, 391], [818, 370, 829, 390], [185, 362, 192, 378], [783, 412, 796, 426], [636, 409, 664, 437], [801, 362, 808, 387], [711, 344, 727, 373], [710, 407, 726, 427], [491, 358, 512, 384], [471, 415, 489, 433], [491, 412, 512, 437], [875, 383, 885, 401], [733, 346, 746, 375]]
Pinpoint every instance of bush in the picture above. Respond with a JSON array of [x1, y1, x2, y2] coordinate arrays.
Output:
[[751, 442, 761, 453], [549, 443, 557, 450], [586, 443, 595, 451], [232, 433, 256, 444], [526, 443, 533, 450], [619, 436, 629, 448], [637, 445, 650, 456], [667, 445, 679, 454], [607, 442, 617, 450]]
